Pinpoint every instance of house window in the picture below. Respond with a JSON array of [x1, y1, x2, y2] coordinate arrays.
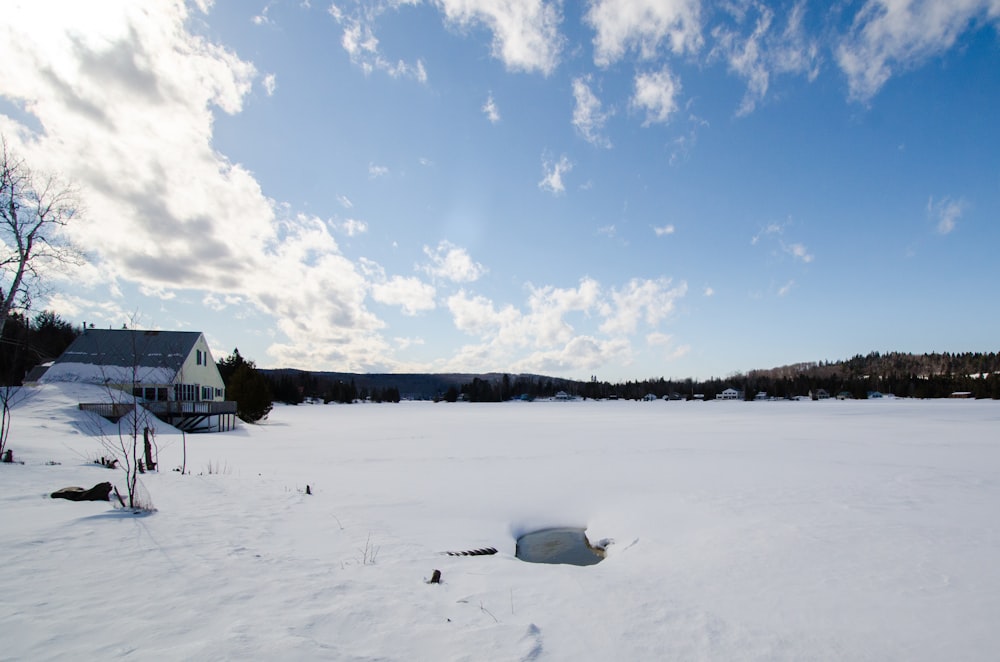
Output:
[[196, 349, 203, 365], [201, 386, 213, 401], [175, 384, 200, 401], [133, 387, 165, 401]]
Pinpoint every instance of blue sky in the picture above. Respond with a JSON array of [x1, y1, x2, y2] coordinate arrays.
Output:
[[1, 0, 998, 381]]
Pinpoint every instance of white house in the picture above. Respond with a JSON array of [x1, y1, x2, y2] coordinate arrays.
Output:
[[41, 329, 235, 431], [719, 388, 743, 400]]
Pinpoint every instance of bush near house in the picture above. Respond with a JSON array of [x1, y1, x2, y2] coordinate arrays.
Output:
[[218, 349, 272, 423]]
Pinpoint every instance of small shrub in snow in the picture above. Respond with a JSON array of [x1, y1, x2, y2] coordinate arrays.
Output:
[[358, 532, 380, 565], [202, 460, 230, 475]]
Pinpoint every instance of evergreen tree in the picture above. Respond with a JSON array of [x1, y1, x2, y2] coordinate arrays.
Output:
[[0, 310, 79, 385], [218, 349, 273, 423]]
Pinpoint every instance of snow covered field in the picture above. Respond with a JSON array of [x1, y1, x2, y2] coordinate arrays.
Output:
[[3, 384, 999, 661]]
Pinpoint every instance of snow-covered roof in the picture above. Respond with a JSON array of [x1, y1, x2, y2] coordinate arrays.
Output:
[[41, 329, 202, 386]]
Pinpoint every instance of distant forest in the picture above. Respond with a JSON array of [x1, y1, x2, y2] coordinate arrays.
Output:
[[262, 351, 1000, 403]]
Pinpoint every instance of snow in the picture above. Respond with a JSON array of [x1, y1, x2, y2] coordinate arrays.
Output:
[[40, 362, 177, 387], [3, 384, 1000, 660]]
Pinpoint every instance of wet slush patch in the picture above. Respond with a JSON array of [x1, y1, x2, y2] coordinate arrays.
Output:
[[515, 527, 605, 566]]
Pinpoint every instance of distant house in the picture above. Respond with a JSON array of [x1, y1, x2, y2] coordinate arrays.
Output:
[[949, 391, 974, 399], [41, 329, 236, 432], [754, 391, 768, 401], [836, 391, 854, 400], [719, 388, 742, 400], [554, 391, 571, 400], [643, 393, 658, 401], [811, 389, 831, 400], [867, 391, 884, 399]]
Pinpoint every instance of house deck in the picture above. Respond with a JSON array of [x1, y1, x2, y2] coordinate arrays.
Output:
[[80, 400, 238, 432]]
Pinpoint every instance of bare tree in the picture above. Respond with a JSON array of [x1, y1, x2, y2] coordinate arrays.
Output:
[[0, 383, 14, 462], [0, 136, 83, 337], [75, 322, 159, 511], [107, 326, 158, 510]]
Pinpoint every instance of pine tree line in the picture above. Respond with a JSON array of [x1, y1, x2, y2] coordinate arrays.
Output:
[[264, 370, 401, 404], [0, 311, 79, 385], [449, 352, 1000, 401]]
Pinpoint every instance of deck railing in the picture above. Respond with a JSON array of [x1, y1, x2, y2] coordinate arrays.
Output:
[[143, 401, 237, 416], [78, 402, 135, 419], [80, 400, 237, 418]]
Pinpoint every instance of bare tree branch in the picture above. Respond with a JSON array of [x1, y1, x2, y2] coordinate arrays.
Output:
[[0, 136, 84, 337]]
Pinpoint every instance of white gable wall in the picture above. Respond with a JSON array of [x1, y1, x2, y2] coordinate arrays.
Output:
[[176, 334, 226, 401]]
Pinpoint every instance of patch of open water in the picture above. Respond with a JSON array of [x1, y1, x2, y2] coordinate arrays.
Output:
[[515, 527, 605, 566]]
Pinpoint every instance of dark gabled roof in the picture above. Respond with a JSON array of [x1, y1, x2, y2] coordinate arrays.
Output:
[[53, 329, 202, 373]]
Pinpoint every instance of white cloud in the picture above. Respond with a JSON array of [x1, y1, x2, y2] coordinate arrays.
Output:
[[711, 1, 820, 116], [482, 92, 501, 123], [436, 0, 563, 75], [928, 196, 964, 235], [703, 286, 714, 297], [538, 154, 573, 194], [751, 221, 813, 265], [784, 242, 814, 263], [371, 276, 437, 316], [653, 224, 675, 236], [632, 67, 681, 125], [669, 110, 708, 165], [778, 279, 795, 296], [139, 283, 177, 300], [512, 335, 632, 375], [369, 163, 390, 178], [262, 73, 277, 96], [751, 222, 783, 245], [337, 194, 354, 209], [0, 1, 403, 373], [441, 276, 685, 375], [45, 292, 132, 328], [421, 241, 487, 283], [202, 292, 247, 312], [333, 0, 562, 78], [586, 0, 703, 67], [331, 4, 428, 82], [836, 0, 1000, 102], [393, 336, 425, 351], [340, 218, 368, 236], [598, 277, 687, 335], [445, 278, 604, 366], [646, 331, 673, 346], [572, 76, 613, 147]]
